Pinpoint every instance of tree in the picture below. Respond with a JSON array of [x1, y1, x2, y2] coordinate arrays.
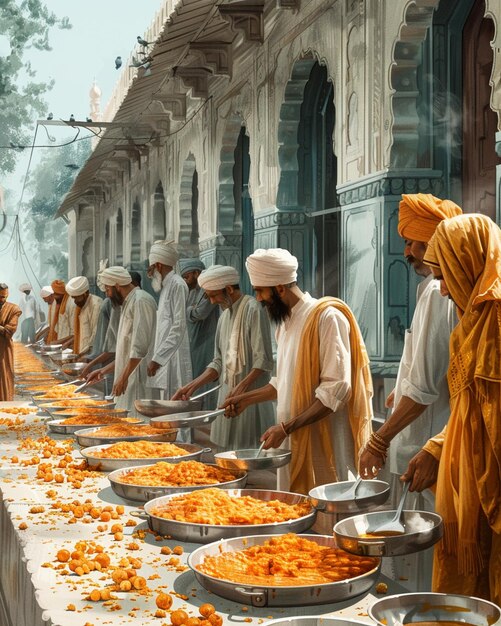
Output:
[[0, 0, 71, 173]]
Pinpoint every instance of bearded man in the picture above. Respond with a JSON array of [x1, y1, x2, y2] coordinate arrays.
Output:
[[65, 276, 102, 356], [172, 265, 275, 451], [86, 267, 156, 416], [47, 279, 75, 346], [223, 248, 373, 495], [0, 283, 21, 401]]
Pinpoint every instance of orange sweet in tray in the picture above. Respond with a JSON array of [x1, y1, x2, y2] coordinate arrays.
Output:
[[117, 460, 238, 487], [90, 441, 188, 459]]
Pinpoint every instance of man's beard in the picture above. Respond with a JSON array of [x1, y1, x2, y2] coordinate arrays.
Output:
[[151, 269, 163, 293], [263, 288, 291, 324], [110, 287, 124, 306], [219, 290, 234, 310]]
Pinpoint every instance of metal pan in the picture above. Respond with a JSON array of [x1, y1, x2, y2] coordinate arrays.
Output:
[[60, 362, 88, 376], [150, 408, 225, 429], [136, 488, 316, 543], [74, 425, 178, 448], [309, 479, 390, 514], [37, 399, 113, 413], [52, 408, 128, 419], [81, 442, 211, 471], [134, 384, 222, 417], [333, 510, 443, 557], [108, 462, 247, 503], [214, 449, 292, 471], [47, 417, 143, 435], [264, 619, 371, 626], [370, 592, 501, 626], [188, 534, 380, 607]]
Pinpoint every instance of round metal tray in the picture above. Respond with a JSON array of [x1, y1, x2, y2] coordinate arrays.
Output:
[[74, 425, 178, 448], [53, 408, 128, 419], [47, 417, 142, 435], [38, 400, 115, 413], [264, 619, 370, 626], [139, 488, 316, 542], [150, 409, 224, 429], [81, 442, 210, 471], [369, 592, 501, 626], [108, 462, 247, 503], [188, 534, 380, 607], [309, 479, 390, 514], [334, 510, 443, 557], [32, 394, 99, 408], [214, 449, 292, 471], [60, 362, 88, 376], [135, 398, 203, 417]]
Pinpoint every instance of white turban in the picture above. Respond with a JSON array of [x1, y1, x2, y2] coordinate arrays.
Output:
[[246, 248, 298, 286], [149, 240, 178, 267], [178, 258, 205, 275], [40, 285, 54, 298], [19, 283, 32, 292], [66, 276, 90, 297], [98, 266, 132, 290], [198, 265, 240, 291]]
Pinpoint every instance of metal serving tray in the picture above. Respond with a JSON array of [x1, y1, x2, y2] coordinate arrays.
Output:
[[108, 463, 247, 503], [264, 619, 370, 626], [333, 510, 443, 557], [137, 488, 316, 543], [74, 425, 178, 448], [309, 479, 390, 515], [150, 409, 225, 429], [53, 408, 128, 419], [214, 448, 291, 471], [38, 399, 114, 413], [80, 442, 210, 471], [188, 534, 380, 607], [47, 417, 142, 435]]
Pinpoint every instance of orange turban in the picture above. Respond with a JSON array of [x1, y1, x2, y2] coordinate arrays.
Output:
[[51, 280, 66, 295], [398, 193, 462, 243]]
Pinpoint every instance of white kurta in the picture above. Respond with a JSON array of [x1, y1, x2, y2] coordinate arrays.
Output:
[[75, 294, 103, 354], [208, 296, 275, 450], [387, 274, 456, 591], [147, 272, 192, 396], [55, 296, 75, 339], [270, 293, 356, 492], [114, 288, 157, 416]]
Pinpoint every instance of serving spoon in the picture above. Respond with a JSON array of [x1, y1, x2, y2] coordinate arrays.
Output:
[[365, 481, 410, 535]]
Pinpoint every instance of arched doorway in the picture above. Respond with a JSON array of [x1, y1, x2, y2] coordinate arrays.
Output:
[[152, 182, 167, 241], [116, 209, 123, 264], [233, 126, 253, 294], [131, 198, 142, 264], [178, 154, 199, 255]]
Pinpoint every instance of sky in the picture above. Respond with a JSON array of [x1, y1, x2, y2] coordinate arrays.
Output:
[[0, 0, 163, 303]]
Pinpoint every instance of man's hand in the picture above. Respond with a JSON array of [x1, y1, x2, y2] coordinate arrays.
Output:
[[112, 374, 129, 397], [171, 383, 197, 401], [358, 444, 386, 479], [86, 368, 103, 384], [401, 449, 439, 492], [147, 361, 161, 377], [227, 381, 250, 398], [260, 424, 287, 449], [221, 393, 252, 417], [385, 389, 395, 409]]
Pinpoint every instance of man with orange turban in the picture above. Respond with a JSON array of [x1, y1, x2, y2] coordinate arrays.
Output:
[[0, 283, 21, 401], [47, 279, 75, 345], [402, 214, 501, 603]]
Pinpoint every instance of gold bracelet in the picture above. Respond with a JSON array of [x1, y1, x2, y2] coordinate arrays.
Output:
[[280, 421, 289, 437]]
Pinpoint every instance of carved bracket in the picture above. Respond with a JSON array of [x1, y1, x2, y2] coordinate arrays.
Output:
[[189, 42, 233, 77], [218, 2, 265, 43], [173, 66, 212, 99], [276, 0, 300, 10], [153, 93, 187, 121]]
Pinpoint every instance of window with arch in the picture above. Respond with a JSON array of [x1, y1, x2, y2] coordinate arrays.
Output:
[[153, 182, 167, 241]]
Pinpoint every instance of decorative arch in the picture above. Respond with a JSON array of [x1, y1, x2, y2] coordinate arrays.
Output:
[[178, 154, 199, 253], [218, 114, 246, 233], [152, 181, 167, 241], [131, 198, 142, 264], [116, 208, 123, 264]]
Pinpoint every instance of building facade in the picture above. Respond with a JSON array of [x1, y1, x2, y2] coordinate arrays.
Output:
[[58, 0, 501, 412]]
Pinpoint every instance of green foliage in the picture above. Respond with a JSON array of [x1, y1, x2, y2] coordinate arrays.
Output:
[[29, 139, 91, 218], [0, 0, 71, 173]]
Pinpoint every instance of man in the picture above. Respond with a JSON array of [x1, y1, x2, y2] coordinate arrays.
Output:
[[358, 193, 462, 590], [35, 285, 54, 343], [172, 265, 275, 451], [0, 284, 21, 401], [178, 258, 219, 380], [223, 248, 373, 495], [18, 283, 38, 343], [146, 241, 192, 401], [47, 279, 75, 346], [401, 214, 501, 604], [65, 276, 103, 356], [86, 267, 156, 415]]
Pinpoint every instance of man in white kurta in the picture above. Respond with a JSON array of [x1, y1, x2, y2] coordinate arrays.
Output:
[[358, 192, 462, 590], [18, 283, 38, 343], [146, 241, 192, 398], [88, 267, 157, 417], [65, 276, 103, 355], [172, 265, 275, 450], [223, 248, 373, 499]]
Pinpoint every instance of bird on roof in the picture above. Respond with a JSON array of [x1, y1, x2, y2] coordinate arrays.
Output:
[[130, 56, 145, 68], [115, 56, 122, 69], [47, 112, 53, 120], [137, 35, 153, 46], [69, 114, 75, 122], [86, 117, 92, 123]]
